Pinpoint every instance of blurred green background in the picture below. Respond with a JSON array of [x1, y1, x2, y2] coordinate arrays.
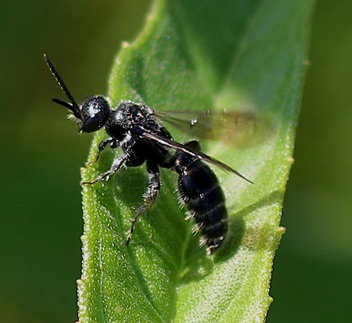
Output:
[[0, 0, 351, 322]]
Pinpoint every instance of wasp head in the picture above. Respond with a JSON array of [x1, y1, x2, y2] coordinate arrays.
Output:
[[44, 54, 110, 133]]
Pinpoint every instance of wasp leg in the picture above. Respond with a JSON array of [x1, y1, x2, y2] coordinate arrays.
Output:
[[81, 153, 129, 185], [85, 137, 118, 166], [126, 162, 160, 245]]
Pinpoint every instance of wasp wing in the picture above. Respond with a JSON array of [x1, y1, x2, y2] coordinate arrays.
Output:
[[154, 109, 262, 146], [135, 127, 253, 184]]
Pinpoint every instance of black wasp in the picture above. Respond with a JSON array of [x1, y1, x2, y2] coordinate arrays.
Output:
[[44, 54, 253, 255]]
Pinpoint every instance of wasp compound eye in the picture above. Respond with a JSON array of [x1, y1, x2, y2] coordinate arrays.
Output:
[[79, 96, 110, 133]]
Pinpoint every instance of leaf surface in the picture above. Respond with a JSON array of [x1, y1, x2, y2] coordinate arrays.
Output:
[[78, 0, 315, 321]]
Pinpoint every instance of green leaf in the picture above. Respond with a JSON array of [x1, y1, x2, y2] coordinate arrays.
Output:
[[78, 0, 315, 321]]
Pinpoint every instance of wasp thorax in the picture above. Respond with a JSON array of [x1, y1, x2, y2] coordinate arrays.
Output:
[[79, 96, 110, 133]]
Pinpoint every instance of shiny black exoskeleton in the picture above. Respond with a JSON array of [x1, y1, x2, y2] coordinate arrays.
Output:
[[44, 54, 251, 255], [174, 141, 228, 253]]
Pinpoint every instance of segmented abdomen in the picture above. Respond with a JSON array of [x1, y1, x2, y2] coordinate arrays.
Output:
[[175, 153, 228, 255]]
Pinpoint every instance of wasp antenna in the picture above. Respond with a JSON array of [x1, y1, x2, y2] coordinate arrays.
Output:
[[51, 98, 79, 113], [44, 53, 81, 118]]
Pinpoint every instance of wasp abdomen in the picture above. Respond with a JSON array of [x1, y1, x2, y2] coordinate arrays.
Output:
[[175, 147, 228, 255]]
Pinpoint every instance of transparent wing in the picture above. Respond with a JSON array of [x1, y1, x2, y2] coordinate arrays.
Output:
[[135, 126, 253, 184], [153, 109, 266, 146]]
